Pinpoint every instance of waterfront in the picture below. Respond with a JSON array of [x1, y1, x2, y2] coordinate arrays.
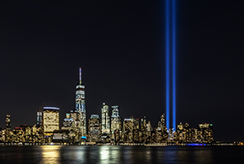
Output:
[[0, 146, 243, 164]]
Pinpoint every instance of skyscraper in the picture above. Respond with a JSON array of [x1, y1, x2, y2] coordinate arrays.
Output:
[[101, 103, 110, 135], [75, 67, 87, 137], [123, 117, 139, 143], [37, 109, 43, 126], [6, 115, 11, 130], [43, 107, 59, 134], [88, 114, 101, 142], [111, 106, 121, 139]]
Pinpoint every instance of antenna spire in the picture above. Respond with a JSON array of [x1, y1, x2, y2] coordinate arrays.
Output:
[[79, 67, 82, 84]]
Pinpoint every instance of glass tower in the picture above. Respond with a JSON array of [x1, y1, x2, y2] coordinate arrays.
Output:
[[75, 67, 86, 136], [111, 106, 121, 139], [101, 103, 110, 135]]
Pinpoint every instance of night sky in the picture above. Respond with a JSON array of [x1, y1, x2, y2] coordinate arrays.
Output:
[[1, 1, 244, 142]]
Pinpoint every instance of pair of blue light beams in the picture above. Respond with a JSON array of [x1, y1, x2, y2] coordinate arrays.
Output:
[[165, 0, 176, 132]]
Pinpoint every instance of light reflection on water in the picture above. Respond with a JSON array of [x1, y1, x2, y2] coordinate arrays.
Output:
[[145, 147, 152, 163], [41, 146, 61, 164], [0, 146, 243, 164], [99, 146, 110, 162]]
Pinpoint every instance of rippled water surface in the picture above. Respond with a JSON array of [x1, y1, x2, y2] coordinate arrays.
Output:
[[0, 146, 243, 164]]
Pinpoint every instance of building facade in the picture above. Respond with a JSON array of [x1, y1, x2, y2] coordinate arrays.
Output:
[[61, 113, 74, 131], [37, 109, 43, 126], [75, 67, 86, 137], [101, 103, 110, 135], [42, 107, 59, 134], [111, 106, 121, 139], [88, 114, 101, 142], [6, 115, 11, 130]]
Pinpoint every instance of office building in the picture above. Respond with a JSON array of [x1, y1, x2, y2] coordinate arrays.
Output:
[[123, 118, 139, 143], [37, 109, 43, 125], [111, 106, 121, 139], [101, 103, 110, 135], [198, 123, 214, 143], [75, 67, 86, 137], [6, 115, 11, 130], [88, 114, 101, 142], [43, 107, 59, 134], [61, 113, 74, 131]]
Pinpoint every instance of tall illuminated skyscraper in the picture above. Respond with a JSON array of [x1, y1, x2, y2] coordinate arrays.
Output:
[[101, 103, 110, 135], [75, 67, 87, 136], [111, 106, 121, 139]]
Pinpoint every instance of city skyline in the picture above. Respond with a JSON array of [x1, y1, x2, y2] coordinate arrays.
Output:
[[0, 67, 212, 132], [0, 67, 231, 143], [1, 1, 244, 142], [1, 67, 215, 145]]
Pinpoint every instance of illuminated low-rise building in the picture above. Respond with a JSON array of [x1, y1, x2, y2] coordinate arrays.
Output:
[[61, 113, 74, 131], [0, 128, 5, 142], [198, 123, 214, 143], [174, 122, 193, 143], [52, 130, 70, 143], [114, 129, 123, 143], [173, 122, 214, 143], [1, 124, 44, 143]]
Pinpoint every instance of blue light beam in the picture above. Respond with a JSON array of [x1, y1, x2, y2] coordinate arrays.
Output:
[[165, 0, 170, 131], [165, 0, 176, 132], [172, 0, 176, 132]]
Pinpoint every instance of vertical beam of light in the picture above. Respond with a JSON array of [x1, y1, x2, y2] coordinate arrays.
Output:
[[172, 0, 176, 132], [79, 67, 82, 84], [165, 0, 170, 131]]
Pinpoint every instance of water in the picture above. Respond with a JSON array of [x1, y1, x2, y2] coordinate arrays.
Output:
[[0, 146, 243, 164]]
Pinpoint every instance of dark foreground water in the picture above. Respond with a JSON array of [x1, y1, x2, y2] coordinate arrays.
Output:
[[0, 146, 243, 164]]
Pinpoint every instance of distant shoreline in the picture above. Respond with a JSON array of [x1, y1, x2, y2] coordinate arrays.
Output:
[[0, 142, 240, 146]]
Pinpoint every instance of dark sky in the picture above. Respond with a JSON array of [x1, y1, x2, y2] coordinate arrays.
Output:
[[0, 0, 244, 142]]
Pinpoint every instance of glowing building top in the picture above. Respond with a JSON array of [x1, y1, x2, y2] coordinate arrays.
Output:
[[111, 106, 119, 118]]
